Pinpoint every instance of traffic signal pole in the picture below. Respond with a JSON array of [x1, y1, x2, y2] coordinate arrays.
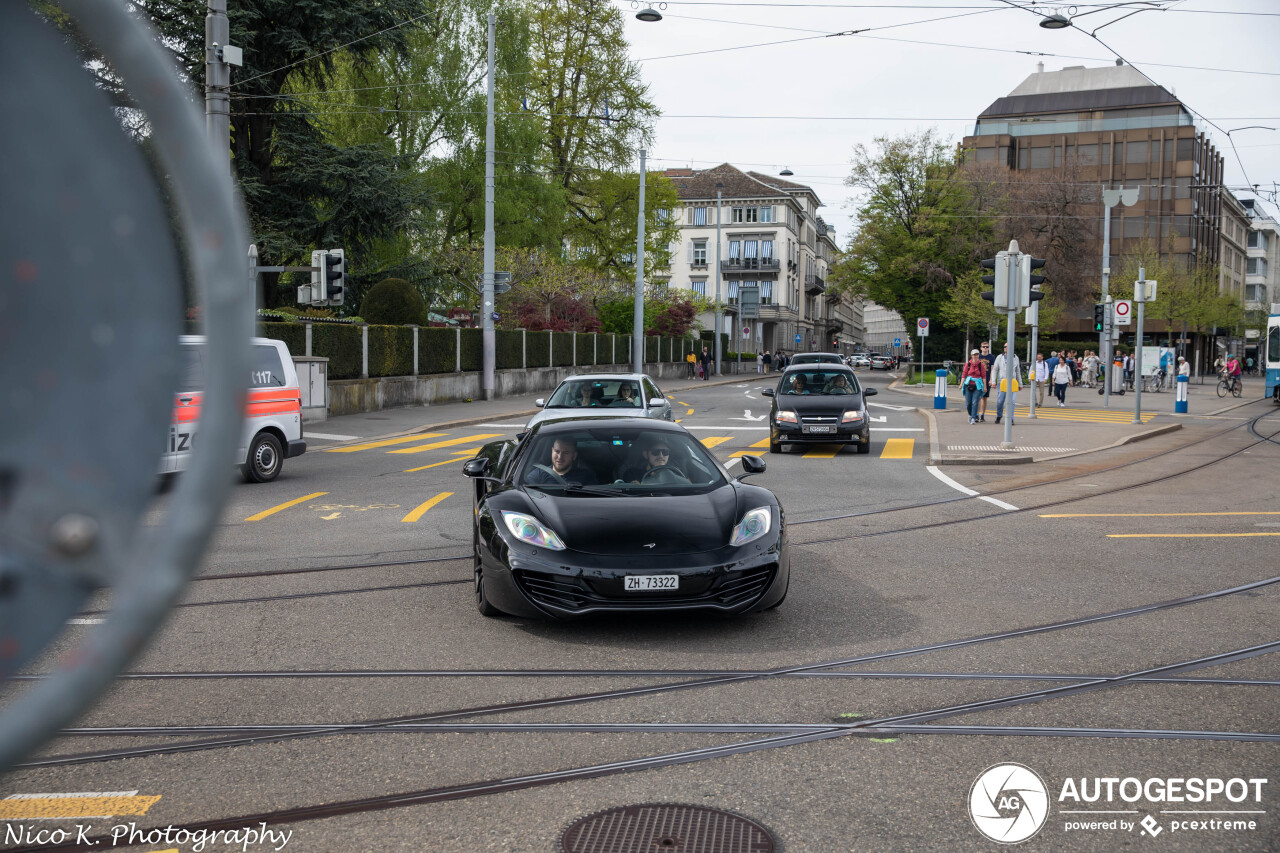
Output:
[[481, 12, 496, 400]]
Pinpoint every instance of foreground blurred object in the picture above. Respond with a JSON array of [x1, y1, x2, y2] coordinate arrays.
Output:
[[0, 0, 250, 770]]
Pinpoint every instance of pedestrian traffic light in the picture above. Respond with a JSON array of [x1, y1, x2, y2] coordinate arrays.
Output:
[[323, 249, 345, 305], [1093, 302, 1105, 332]]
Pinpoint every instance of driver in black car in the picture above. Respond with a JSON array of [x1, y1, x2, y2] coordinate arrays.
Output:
[[525, 437, 598, 485], [618, 437, 676, 484]]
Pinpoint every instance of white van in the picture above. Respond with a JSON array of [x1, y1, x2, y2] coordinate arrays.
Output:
[[161, 336, 307, 483]]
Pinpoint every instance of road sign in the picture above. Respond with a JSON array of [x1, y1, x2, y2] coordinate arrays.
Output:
[[490, 312, 499, 321], [742, 326, 750, 338], [1114, 299, 1132, 326], [1135, 279, 1157, 302], [794, 333, 802, 344], [739, 284, 759, 318], [917, 317, 929, 337], [893, 337, 901, 347]]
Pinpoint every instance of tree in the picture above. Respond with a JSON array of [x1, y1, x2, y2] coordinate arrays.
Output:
[[1116, 236, 1242, 345]]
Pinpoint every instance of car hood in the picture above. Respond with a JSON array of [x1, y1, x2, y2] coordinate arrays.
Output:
[[775, 393, 863, 416], [521, 487, 740, 556]]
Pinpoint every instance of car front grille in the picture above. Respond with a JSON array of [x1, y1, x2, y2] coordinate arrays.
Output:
[[514, 564, 778, 613], [800, 416, 838, 426]]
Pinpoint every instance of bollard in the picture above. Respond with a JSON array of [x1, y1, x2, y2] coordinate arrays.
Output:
[[1175, 374, 1188, 413], [934, 369, 948, 410]]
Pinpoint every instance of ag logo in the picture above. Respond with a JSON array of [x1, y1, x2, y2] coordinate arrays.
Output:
[[969, 763, 1049, 844]]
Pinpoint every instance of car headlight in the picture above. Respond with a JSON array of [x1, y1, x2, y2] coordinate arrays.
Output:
[[730, 507, 772, 547], [501, 511, 566, 550], [841, 409, 865, 424], [775, 410, 798, 424]]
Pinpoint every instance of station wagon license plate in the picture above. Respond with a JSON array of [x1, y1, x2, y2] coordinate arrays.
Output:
[[625, 574, 679, 591], [804, 425, 834, 434]]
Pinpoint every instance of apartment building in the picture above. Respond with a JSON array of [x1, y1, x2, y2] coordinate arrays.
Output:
[[659, 163, 860, 354], [1220, 191, 1249, 302], [962, 62, 1228, 333]]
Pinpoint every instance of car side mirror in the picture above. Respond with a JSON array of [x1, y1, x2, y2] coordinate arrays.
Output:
[[462, 458, 489, 477], [762, 389, 775, 397], [864, 387, 878, 396], [737, 454, 766, 479], [649, 398, 666, 408], [534, 398, 545, 408]]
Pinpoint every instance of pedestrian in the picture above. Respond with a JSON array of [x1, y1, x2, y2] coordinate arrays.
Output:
[[1159, 347, 1172, 390], [1052, 357, 1071, 406], [685, 349, 697, 378], [961, 349, 986, 424], [1177, 355, 1190, 378], [991, 342, 1021, 425], [1083, 351, 1099, 388], [756, 351, 764, 374], [1123, 351, 1134, 389], [1033, 352, 1048, 407], [977, 341, 994, 422], [1045, 351, 1059, 387], [699, 346, 712, 381], [762, 350, 771, 374]]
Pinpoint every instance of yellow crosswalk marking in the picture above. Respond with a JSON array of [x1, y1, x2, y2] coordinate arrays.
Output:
[[245, 492, 328, 522], [402, 492, 453, 522], [700, 436, 734, 449], [880, 438, 914, 459], [326, 433, 446, 452], [802, 445, 842, 458], [728, 437, 771, 457], [0, 794, 161, 819], [1014, 407, 1155, 423], [405, 449, 481, 472], [388, 434, 504, 454]]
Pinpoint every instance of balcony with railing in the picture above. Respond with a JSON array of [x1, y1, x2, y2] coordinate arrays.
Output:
[[720, 258, 781, 275], [804, 274, 826, 295]]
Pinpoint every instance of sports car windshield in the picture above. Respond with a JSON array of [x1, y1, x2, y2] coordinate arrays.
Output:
[[779, 371, 861, 396], [545, 379, 643, 409], [518, 427, 726, 495]]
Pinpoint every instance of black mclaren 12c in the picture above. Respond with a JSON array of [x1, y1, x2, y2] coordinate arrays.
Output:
[[462, 417, 788, 619]]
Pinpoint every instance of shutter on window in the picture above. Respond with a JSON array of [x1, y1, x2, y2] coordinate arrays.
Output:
[[687, 241, 693, 264]]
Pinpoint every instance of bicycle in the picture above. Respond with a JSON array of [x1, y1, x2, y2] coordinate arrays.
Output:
[[1216, 373, 1242, 398], [1142, 373, 1164, 393]]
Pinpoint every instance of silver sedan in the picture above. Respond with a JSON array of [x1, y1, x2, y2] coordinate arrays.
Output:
[[525, 373, 674, 430]]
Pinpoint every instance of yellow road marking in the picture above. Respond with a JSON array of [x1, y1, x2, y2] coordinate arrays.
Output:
[[700, 436, 734, 449], [245, 492, 328, 522], [686, 408, 695, 415], [803, 445, 842, 458], [405, 449, 481, 473], [325, 433, 446, 452], [677, 401, 691, 407], [1108, 533, 1280, 538], [728, 438, 771, 457], [880, 438, 914, 459], [402, 492, 453, 522], [1043, 512, 1280, 518], [388, 434, 503, 454], [0, 794, 161, 819]]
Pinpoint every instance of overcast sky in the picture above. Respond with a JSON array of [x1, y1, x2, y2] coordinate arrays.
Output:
[[616, 0, 1280, 246]]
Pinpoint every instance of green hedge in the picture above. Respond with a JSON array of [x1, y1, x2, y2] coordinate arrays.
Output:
[[576, 333, 595, 366], [552, 331, 574, 367], [313, 323, 362, 379], [256, 322, 305, 357], [526, 331, 551, 368], [496, 330, 524, 370], [459, 328, 482, 372], [419, 327, 457, 374], [367, 325, 414, 378]]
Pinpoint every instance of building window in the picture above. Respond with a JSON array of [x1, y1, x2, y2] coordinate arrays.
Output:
[[1247, 257, 1268, 276], [1176, 138, 1194, 161], [761, 206, 773, 223], [745, 207, 758, 223], [1100, 142, 1111, 165], [1017, 148, 1028, 170], [1163, 139, 1174, 163], [760, 281, 772, 304], [729, 240, 741, 263], [731, 207, 744, 223], [1078, 144, 1099, 166], [728, 281, 739, 303], [691, 239, 707, 266], [761, 239, 774, 261], [1030, 147, 1051, 169], [1123, 217, 1145, 239], [1248, 231, 1268, 250], [691, 207, 707, 226], [1126, 141, 1149, 164], [743, 240, 758, 267], [975, 147, 996, 163], [691, 279, 706, 298], [656, 208, 672, 224]]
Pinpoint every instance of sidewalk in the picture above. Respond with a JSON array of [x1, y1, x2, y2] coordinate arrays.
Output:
[[307, 373, 754, 446], [888, 374, 1259, 465]]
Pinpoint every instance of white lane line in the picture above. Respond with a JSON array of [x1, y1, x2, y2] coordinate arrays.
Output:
[[925, 465, 1018, 511], [304, 432, 360, 441], [870, 403, 914, 411], [724, 457, 742, 469], [872, 428, 925, 432]]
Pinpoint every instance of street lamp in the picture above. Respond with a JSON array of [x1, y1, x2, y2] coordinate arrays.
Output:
[[779, 167, 794, 177], [715, 182, 724, 376], [1100, 186, 1138, 408], [1038, 13, 1070, 29], [630, 8, 662, 373], [635, 5, 663, 23]]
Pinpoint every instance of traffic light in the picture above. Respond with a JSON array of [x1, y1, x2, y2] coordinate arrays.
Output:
[[323, 249, 345, 305], [1020, 256, 1046, 306], [1093, 302, 1106, 332], [305, 249, 325, 305], [979, 252, 1010, 308]]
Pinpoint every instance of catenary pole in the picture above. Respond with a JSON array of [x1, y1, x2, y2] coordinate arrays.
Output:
[[633, 149, 646, 373], [481, 12, 496, 400]]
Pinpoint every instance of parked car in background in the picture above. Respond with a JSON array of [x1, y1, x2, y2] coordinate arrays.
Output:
[[525, 374, 673, 431], [763, 365, 876, 454], [870, 355, 893, 370], [849, 355, 871, 369]]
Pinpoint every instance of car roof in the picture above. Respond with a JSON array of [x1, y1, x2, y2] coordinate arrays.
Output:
[[556, 373, 652, 383], [780, 363, 854, 374], [530, 416, 686, 436]]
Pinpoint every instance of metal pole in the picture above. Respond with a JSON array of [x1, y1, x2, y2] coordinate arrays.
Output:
[[633, 149, 646, 374], [481, 12, 496, 400], [715, 190, 723, 375], [1028, 297, 1039, 420], [1002, 306, 1016, 448], [1101, 201, 1112, 408], [1133, 268, 1145, 424], [204, 0, 230, 175]]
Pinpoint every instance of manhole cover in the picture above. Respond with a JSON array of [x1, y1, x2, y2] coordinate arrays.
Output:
[[560, 803, 777, 853]]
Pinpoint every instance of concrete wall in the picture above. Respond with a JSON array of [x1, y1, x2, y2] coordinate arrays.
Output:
[[320, 361, 740, 420]]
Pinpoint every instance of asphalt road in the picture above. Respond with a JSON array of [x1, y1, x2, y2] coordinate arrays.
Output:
[[5, 375, 1279, 853]]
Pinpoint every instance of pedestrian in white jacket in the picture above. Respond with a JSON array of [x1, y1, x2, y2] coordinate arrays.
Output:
[[991, 343, 1021, 425]]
